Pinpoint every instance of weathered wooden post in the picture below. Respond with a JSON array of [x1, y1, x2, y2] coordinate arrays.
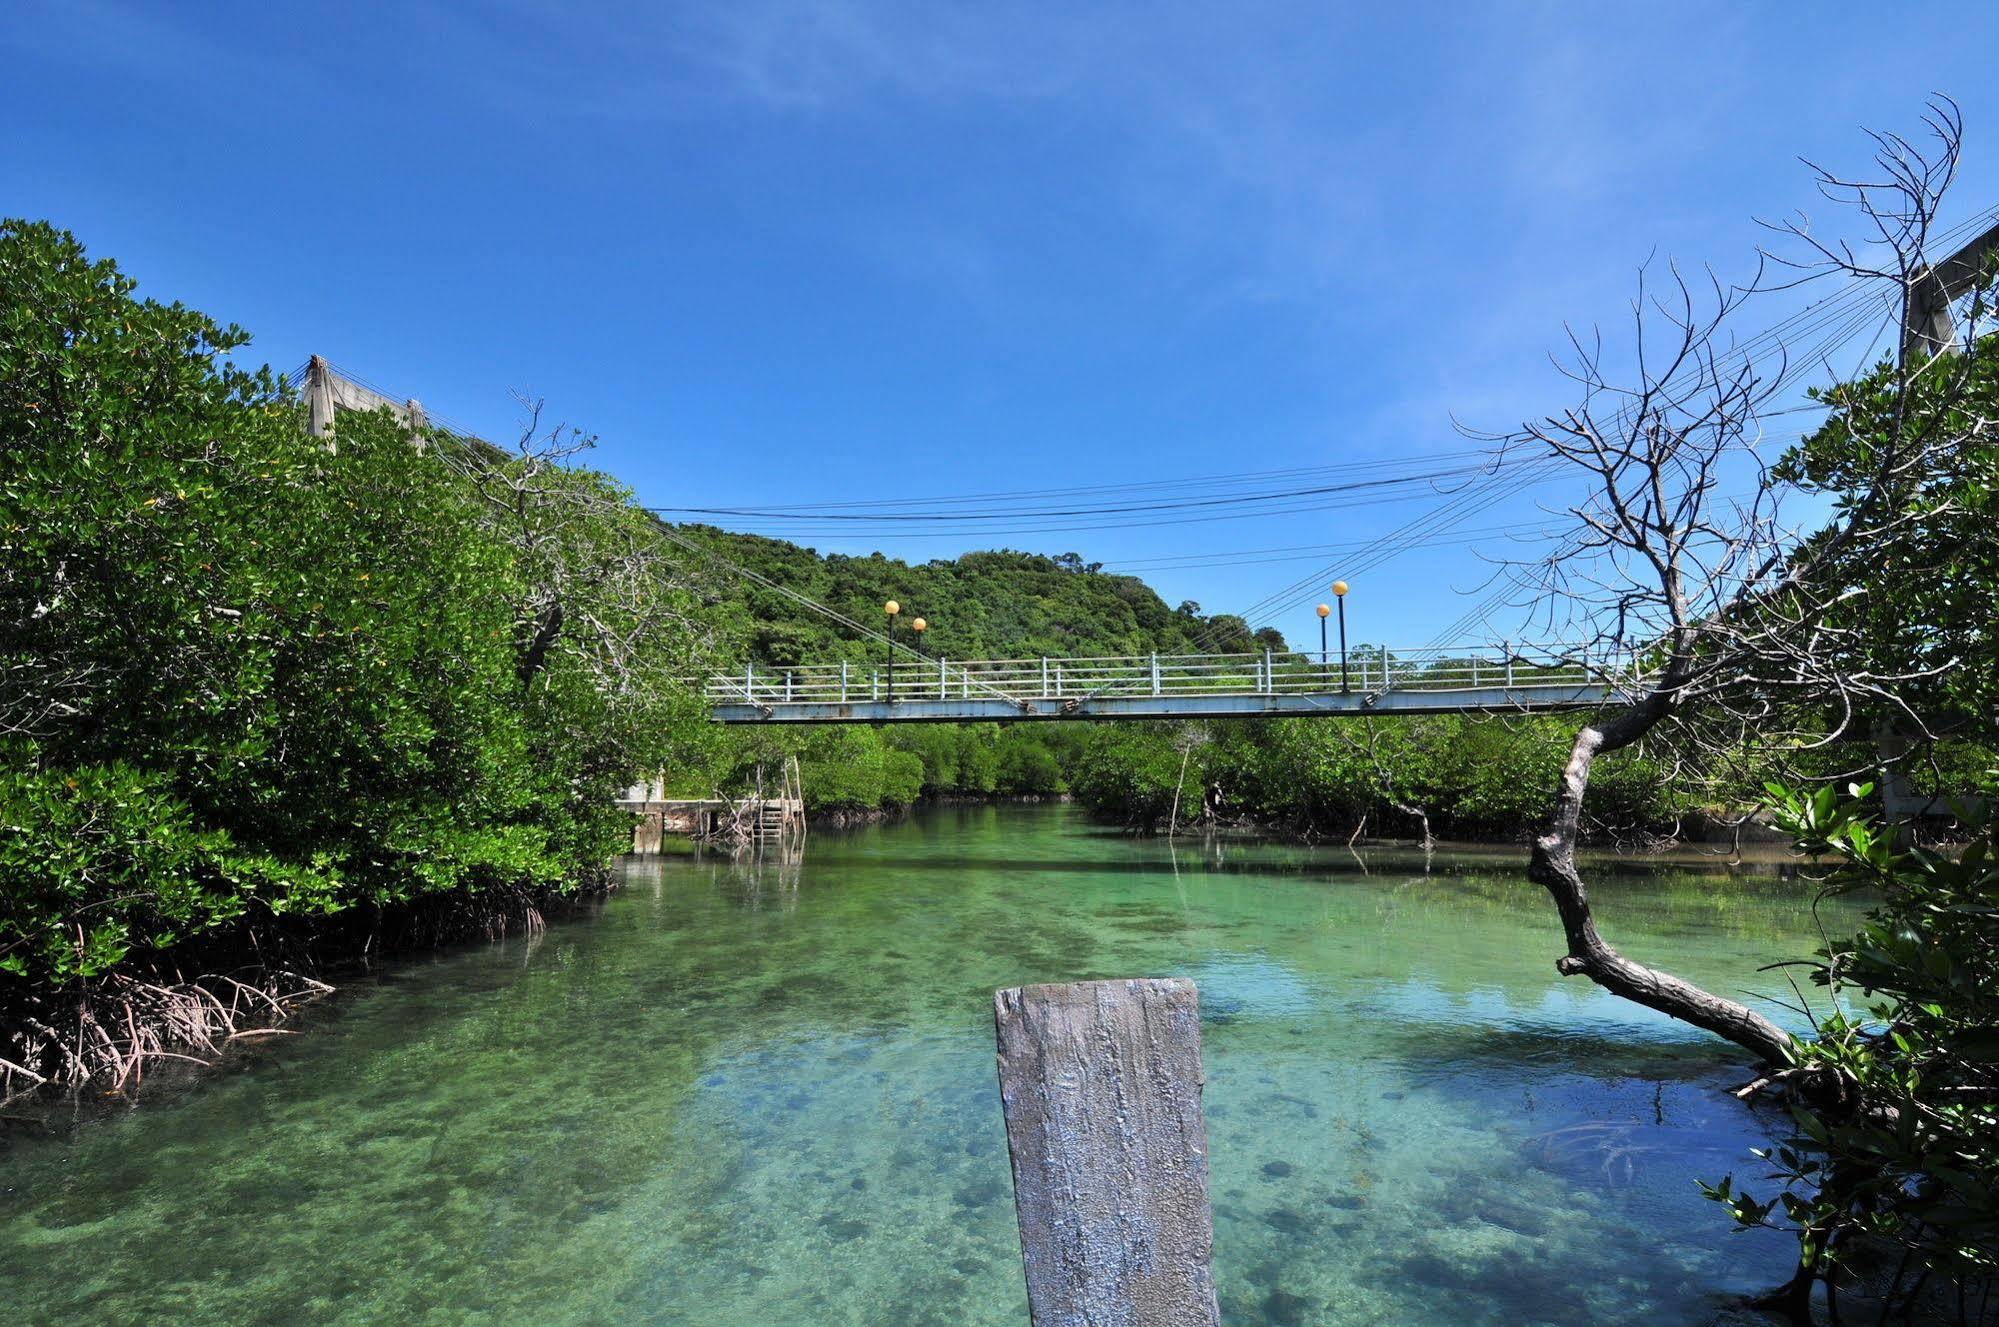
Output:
[[993, 978, 1221, 1327]]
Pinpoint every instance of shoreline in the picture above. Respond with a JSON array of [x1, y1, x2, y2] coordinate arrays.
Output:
[[0, 877, 616, 1116], [0, 799, 1819, 1127]]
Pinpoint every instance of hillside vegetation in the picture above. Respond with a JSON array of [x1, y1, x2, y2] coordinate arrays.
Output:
[[662, 529, 1285, 810], [680, 527, 1283, 665], [669, 532, 1684, 839]]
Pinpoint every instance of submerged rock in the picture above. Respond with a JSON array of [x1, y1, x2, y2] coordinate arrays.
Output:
[[1261, 1288, 1311, 1326], [1263, 1208, 1311, 1237]]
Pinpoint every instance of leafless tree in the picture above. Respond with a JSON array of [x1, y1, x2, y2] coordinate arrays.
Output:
[[1487, 102, 1994, 1065], [444, 396, 713, 698], [1166, 723, 1210, 836], [1340, 716, 1434, 852]]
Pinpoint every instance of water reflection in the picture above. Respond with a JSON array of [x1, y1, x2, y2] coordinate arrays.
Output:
[[0, 804, 1852, 1326]]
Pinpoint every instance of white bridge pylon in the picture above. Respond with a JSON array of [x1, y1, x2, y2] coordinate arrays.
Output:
[[701, 643, 1642, 724]]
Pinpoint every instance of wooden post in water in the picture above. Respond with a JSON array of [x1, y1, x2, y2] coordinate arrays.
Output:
[[993, 978, 1220, 1327]]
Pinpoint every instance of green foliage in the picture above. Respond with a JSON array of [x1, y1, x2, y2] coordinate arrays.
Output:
[[1703, 781, 1999, 1310], [888, 725, 969, 795], [994, 728, 1067, 795], [686, 719, 1075, 814], [874, 724, 1075, 800], [678, 530, 1275, 668], [785, 728, 919, 810], [0, 758, 324, 981], [1780, 336, 1999, 750], [1066, 714, 1678, 840], [676, 526, 1226, 813], [1067, 725, 1196, 829], [0, 220, 707, 990]]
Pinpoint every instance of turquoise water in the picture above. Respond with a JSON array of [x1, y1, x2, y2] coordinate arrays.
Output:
[[1, 805, 1854, 1326]]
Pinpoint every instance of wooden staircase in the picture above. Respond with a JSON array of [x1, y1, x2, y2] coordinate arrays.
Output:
[[749, 756, 806, 845]]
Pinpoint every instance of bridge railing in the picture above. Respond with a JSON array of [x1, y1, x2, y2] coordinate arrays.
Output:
[[695, 642, 1641, 707]]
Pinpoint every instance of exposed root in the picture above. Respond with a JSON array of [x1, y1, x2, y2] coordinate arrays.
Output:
[[2, 877, 597, 1107], [1, 968, 333, 1106]]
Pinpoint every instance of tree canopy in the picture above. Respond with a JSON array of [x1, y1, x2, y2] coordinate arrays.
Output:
[[0, 220, 704, 1020]]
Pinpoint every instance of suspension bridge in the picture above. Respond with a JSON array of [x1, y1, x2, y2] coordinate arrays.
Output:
[[289, 207, 1995, 734], [698, 642, 1640, 723]]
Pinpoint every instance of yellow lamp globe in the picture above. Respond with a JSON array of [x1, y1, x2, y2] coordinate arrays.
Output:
[[911, 617, 927, 633], [1316, 603, 1331, 618], [884, 600, 900, 616], [1332, 580, 1349, 597]]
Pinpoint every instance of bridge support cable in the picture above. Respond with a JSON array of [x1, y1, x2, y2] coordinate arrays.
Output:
[[1199, 207, 1999, 651], [1413, 222, 1958, 661], [1102, 453, 1566, 702], [1187, 206, 1999, 663], [1058, 458, 1564, 710]]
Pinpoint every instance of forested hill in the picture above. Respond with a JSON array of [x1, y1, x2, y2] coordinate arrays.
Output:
[[672, 526, 1289, 666]]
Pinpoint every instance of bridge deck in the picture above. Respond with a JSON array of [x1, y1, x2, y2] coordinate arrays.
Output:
[[701, 645, 1636, 724]]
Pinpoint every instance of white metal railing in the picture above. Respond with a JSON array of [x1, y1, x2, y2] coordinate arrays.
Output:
[[695, 642, 1645, 707]]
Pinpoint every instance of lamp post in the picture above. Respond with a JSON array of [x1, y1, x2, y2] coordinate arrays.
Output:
[[1332, 580, 1350, 694], [911, 617, 928, 696], [884, 600, 900, 702], [1316, 603, 1331, 686]]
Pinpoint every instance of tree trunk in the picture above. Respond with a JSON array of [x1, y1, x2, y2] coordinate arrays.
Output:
[[1167, 748, 1190, 837], [1389, 797, 1433, 851], [517, 602, 563, 689], [1529, 702, 1794, 1066]]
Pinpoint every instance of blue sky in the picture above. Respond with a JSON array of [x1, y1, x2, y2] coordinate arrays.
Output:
[[7, 2, 1999, 652]]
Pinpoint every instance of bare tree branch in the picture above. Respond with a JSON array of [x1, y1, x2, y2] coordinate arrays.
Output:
[[1473, 104, 1993, 1065]]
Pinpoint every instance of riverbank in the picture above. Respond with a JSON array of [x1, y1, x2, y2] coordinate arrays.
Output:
[[11, 793, 1073, 1102], [2, 225, 707, 1113], [0, 873, 616, 1107], [1063, 713, 1692, 842], [809, 791, 1070, 831], [3, 791, 1799, 1112], [1127, 805, 1795, 850]]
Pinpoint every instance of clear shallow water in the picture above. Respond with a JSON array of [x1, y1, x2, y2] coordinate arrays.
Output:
[[0, 805, 1858, 1327]]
